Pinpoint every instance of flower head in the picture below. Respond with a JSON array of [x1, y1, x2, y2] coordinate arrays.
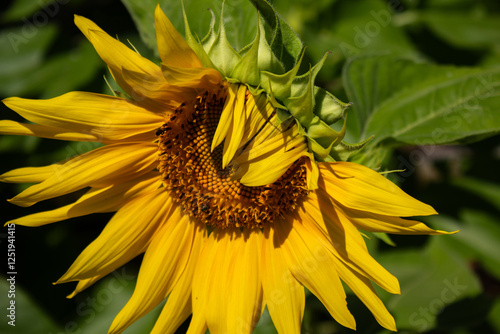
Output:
[[1, 4, 451, 333]]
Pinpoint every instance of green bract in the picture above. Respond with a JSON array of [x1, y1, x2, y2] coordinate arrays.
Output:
[[181, 2, 370, 162]]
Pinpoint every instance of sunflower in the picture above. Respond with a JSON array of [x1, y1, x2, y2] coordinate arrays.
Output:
[[1, 4, 451, 334]]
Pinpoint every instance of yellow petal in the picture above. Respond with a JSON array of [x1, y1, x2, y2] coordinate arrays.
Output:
[[222, 84, 247, 168], [191, 229, 263, 334], [238, 142, 308, 187], [237, 92, 273, 152], [233, 116, 309, 186], [109, 213, 197, 334], [186, 320, 207, 334], [304, 153, 319, 190], [188, 230, 219, 333], [154, 4, 203, 68], [9, 142, 157, 207], [3, 92, 164, 142], [56, 189, 173, 283], [66, 276, 103, 299], [211, 83, 238, 151], [274, 217, 356, 330], [319, 162, 437, 217], [121, 68, 194, 107], [226, 230, 263, 333], [233, 126, 303, 163], [341, 204, 452, 235], [161, 64, 222, 88], [334, 261, 397, 331], [74, 15, 165, 102], [301, 192, 401, 294], [8, 172, 160, 227], [69, 171, 160, 214], [0, 120, 98, 141], [151, 224, 206, 334], [0, 164, 60, 184], [261, 226, 305, 334]]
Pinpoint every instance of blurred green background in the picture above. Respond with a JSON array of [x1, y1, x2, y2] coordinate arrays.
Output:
[[1, 0, 500, 333]]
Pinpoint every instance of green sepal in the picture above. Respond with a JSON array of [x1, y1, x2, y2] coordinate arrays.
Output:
[[289, 51, 329, 98], [307, 113, 346, 148], [255, 17, 285, 75], [372, 232, 396, 246], [314, 88, 350, 125], [275, 108, 292, 125], [260, 48, 304, 101], [230, 17, 262, 86], [200, 8, 217, 50], [207, 5, 240, 77], [285, 69, 315, 126], [265, 82, 287, 110], [182, 3, 217, 70], [329, 136, 374, 162], [308, 136, 337, 161]]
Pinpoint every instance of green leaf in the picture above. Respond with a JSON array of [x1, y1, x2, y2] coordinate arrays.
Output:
[[253, 307, 278, 334], [248, 0, 303, 70], [0, 22, 102, 98], [1, 0, 57, 23], [425, 0, 475, 8], [343, 55, 500, 145], [301, 0, 420, 79], [377, 237, 481, 332], [24, 41, 102, 98], [452, 177, 500, 211], [427, 210, 500, 280], [220, 0, 258, 51], [119, 0, 157, 54], [421, 11, 500, 49], [0, 24, 57, 96], [490, 299, 500, 333]]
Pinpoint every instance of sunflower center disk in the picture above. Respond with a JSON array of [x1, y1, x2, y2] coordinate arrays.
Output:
[[157, 84, 308, 229]]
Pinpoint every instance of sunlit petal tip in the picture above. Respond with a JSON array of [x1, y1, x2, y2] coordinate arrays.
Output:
[[436, 228, 460, 235], [2, 96, 16, 105], [66, 292, 77, 299], [2, 97, 27, 112], [74, 14, 98, 28], [73, 14, 99, 34], [54, 276, 73, 285], [7, 197, 33, 208]]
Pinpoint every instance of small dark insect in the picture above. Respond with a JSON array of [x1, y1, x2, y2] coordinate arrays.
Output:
[[200, 203, 209, 212]]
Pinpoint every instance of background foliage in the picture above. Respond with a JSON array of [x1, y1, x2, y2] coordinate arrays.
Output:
[[1, 0, 500, 333]]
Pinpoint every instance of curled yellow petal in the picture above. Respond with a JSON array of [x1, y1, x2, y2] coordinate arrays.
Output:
[[154, 4, 203, 68]]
